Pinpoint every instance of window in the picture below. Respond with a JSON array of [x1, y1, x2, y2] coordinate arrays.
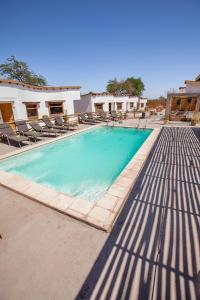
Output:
[[130, 102, 134, 109], [25, 103, 39, 120], [141, 103, 144, 108], [95, 103, 103, 113], [116, 102, 122, 110], [48, 102, 63, 115]]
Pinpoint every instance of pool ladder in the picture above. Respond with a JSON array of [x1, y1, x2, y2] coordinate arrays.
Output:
[[137, 118, 147, 129]]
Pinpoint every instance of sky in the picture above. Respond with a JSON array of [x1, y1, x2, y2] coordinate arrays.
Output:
[[0, 0, 200, 98]]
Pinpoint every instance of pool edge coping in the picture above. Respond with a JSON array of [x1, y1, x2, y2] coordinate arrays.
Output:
[[0, 124, 161, 232]]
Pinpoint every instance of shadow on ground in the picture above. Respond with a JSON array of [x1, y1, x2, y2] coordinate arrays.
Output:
[[76, 127, 200, 300]]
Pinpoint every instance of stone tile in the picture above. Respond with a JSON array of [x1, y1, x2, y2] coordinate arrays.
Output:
[[0, 172, 37, 194], [53, 193, 74, 210], [65, 208, 86, 220], [133, 153, 147, 161], [113, 197, 125, 213], [114, 176, 133, 188], [86, 216, 105, 229], [69, 198, 94, 215], [34, 186, 61, 205], [120, 168, 140, 180], [0, 171, 17, 185], [22, 182, 50, 198], [126, 159, 143, 171], [107, 183, 129, 198], [88, 206, 111, 223], [97, 194, 119, 211], [103, 211, 116, 228]]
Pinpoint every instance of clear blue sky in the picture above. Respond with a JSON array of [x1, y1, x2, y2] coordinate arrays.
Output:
[[1, 0, 200, 98]]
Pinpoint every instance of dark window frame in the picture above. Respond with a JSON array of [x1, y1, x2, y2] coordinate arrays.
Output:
[[24, 103, 39, 120], [48, 102, 64, 116]]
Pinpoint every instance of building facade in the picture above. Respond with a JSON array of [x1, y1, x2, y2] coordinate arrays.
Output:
[[166, 77, 200, 119], [0, 79, 81, 126], [74, 92, 147, 114]]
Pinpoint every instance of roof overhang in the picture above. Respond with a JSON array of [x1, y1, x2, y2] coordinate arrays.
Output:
[[0, 79, 81, 91], [45, 100, 66, 103], [22, 101, 40, 104], [168, 93, 200, 97], [185, 80, 200, 84]]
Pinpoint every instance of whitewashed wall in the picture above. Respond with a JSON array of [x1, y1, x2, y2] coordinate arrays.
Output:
[[74, 94, 92, 113], [0, 83, 80, 120], [92, 95, 116, 112], [128, 97, 139, 110], [76, 94, 141, 113], [138, 98, 147, 111]]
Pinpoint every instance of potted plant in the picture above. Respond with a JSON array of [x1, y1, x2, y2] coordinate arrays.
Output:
[[123, 112, 128, 119], [63, 114, 69, 124], [191, 112, 199, 126], [118, 112, 123, 123], [163, 115, 169, 124]]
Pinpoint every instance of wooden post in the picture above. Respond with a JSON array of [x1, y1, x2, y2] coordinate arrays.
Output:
[[166, 95, 172, 117], [195, 96, 200, 112]]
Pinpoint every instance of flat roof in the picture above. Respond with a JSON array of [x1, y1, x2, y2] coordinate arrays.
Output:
[[81, 92, 113, 96], [168, 92, 200, 97], [81, 92, 136, 97], [0, 78, 81, 91]]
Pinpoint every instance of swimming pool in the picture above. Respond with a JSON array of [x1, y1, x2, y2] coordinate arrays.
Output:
[[0, 126, 152, 202]]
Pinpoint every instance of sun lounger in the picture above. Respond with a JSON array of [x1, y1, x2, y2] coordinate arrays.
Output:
[[79, 114, 96, 125], [54, 116, 68, 128], [86, 113, 102, 123], [15, 120, 42, 142], [0, 123, 29, 147], [29, 122, 60, 136], [54, 116, 77, 131], [68, 117, 79, 128], [99, 112, 112, 121], [42, 116, 68, 133], [111, 111, 120, 121]]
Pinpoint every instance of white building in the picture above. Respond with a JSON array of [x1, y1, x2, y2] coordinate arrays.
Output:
[[74, 92, 147, 114], [0, 79, 81, 126], [138, 97, 148, 111]]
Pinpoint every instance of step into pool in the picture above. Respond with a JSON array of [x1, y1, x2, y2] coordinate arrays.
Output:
[[0, 126, 152, 202]]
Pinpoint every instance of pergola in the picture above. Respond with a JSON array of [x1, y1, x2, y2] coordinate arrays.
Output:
[[166, 92, 200, 117]]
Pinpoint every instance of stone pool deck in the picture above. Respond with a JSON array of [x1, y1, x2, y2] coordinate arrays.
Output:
[[0, 120, 199, 300]]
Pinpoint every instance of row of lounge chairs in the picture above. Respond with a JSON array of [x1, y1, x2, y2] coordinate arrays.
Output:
[[79, 111, 119, 124], [0, 113, 119, 148], [0, 116, 78, 148]]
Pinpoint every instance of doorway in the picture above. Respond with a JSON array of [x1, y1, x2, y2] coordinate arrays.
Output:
[[95, 103, 103, 113], [109, 103, 112, 113], [0, 103, 14, 128]]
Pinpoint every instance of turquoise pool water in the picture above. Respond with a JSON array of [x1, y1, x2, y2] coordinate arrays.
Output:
[[0, 127, 152, 202]]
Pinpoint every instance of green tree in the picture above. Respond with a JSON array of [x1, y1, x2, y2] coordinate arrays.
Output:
[[0, 56, 47, 86], [106, 77, 144, 96], [195, 74, 200, 81], [106, 78, 124, 94]]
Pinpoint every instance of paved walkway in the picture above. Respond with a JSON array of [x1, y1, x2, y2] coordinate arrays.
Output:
[[0, 125, 199, 299]]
